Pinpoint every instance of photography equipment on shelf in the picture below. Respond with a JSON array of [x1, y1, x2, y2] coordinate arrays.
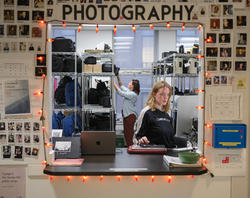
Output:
[[102, 63, 120, 76], [52, 54, 82, 72], [187, 58, 199, 74], [52, 37, 75, 52], [54, 76, 73, 104], [192, 44, 199, 54], [179, 45, 184, 53], [173, 57, 183, 74]]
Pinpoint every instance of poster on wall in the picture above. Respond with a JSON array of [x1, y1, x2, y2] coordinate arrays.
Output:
[[0, 166, 26, 198], [4, 80, 30, 115]]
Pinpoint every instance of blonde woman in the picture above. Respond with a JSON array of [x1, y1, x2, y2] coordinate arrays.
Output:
[[135, 81, 177, 148]]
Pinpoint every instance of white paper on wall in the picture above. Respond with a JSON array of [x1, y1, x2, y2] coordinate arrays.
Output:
[[209, 93, 243, 121]]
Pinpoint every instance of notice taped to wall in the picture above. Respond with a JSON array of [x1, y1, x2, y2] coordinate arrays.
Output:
[[209, 93, 243, 121], [0, 166, 26, 198]]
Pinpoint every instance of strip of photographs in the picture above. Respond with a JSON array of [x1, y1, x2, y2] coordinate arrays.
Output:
[[0, 121, 41, 159]]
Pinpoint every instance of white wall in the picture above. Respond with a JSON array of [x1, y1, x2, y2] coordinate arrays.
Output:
[[26, 174, 231, 198], [157, 30, 176, 60], [76, 30, 112, 54]]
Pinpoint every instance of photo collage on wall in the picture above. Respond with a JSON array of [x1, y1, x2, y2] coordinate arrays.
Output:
[[0, 0, 54, 54], [0, 120, 41, 160], [205, 2, 247, 87]]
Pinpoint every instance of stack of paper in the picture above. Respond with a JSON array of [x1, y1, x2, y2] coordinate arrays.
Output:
[[163, 155, 202, 167]]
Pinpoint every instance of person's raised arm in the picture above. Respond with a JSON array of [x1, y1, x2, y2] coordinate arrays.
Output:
[[117, 72, 123, 87], [113, 80, 119, 91]]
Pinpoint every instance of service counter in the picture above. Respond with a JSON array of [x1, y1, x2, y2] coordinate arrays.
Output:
[[44, 148, 207, 176]]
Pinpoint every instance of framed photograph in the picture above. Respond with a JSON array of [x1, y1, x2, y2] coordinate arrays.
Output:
[[32, 27, 42, 38], [211, 5, 221, 17], [28, 43, 35, 51], [223, 18, 233, 29], [32, 148, 39, 156], [207, 33, 216, 43], [236, 47, 246, 57], [24, 147, 31, 156], [34, 0, 45, 8], [219, 33, 230, 43], [220, 61, 232, 71], [233, 0, 242, 2], [206, 77, 212, 85], [10, 42, 18, 52], [24, 122, 31, 131], [0, 122, 6, 130], [221, 76, 227, 85], [14, 146, 23, 159], [19, 42, 27, 52], [7, 25, 17, 36], [35, 67, 47, 77], [17, 0, 30, 6], [4, 0, 14, 6], [16, 134, 23, 143], [8, 122, 15, 131], [210, 19, 220, 29], [247, 0, 250, 7], [220, 47, 231, 57], [17, 11, 29, 21], [2, 145, 11, 158], [0, 134, 7, 143], [36, 54, 46, 66], [33, 134, 40, 143], [235, 61, 246, 71], [4, 10, 14, 21], [237, 33, 247, 45], [207, 60, 217, 71], [24, 134, 31, 143], [223, 5, 233, 16], [32, 11, 44, 20], [237, 16, 246, 26], [47, 9, 53, 17], [8, 133, 15, 143], [33, 122, 40, 131], [19, 25, 30, 37], [16, 122, 23, 131], [0, 25, 4, 36], [4, 80, 31, 115], [213, 76, 220, 85], [206, 47, 218, 57]]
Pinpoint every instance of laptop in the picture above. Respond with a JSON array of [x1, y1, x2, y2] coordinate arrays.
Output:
[[81, 131, 116, 155]]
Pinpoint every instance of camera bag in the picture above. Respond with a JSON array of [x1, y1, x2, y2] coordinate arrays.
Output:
[[52, 37, 75, 52]]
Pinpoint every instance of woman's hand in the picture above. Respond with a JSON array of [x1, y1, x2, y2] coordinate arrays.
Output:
[[138, 136, 150, 144]]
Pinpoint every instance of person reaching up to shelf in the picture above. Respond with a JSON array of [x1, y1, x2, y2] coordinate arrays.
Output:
[[135, 81, 187, 148], [114, 72, 140, 147]]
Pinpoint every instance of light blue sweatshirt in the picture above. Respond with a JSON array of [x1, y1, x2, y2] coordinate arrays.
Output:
[[117, 85, 138, 118]]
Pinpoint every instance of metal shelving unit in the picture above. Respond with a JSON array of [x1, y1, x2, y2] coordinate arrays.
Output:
[[81, 52, 115, 131], [152, 53, 200, 127]]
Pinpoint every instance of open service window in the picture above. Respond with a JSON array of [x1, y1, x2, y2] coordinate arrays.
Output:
[[44, 22, 206, 175]]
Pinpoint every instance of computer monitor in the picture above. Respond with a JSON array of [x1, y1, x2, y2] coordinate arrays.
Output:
[[175, 95, 198, 137]]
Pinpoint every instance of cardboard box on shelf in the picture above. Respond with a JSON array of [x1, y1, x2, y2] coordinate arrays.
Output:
[[83, 64, 93, 73], [92, 64, 102, 73]]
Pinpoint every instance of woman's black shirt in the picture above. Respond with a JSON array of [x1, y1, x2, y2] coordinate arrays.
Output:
[[136, 108, 176, 148]]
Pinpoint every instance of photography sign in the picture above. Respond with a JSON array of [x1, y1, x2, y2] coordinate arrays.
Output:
[[56, 3, 195, 24]]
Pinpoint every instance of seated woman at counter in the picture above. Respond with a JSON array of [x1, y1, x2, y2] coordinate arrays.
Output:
[[135, 81, 186, 148]]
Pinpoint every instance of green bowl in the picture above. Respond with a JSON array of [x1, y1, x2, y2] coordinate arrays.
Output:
[[178, 152, 200, 164]]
